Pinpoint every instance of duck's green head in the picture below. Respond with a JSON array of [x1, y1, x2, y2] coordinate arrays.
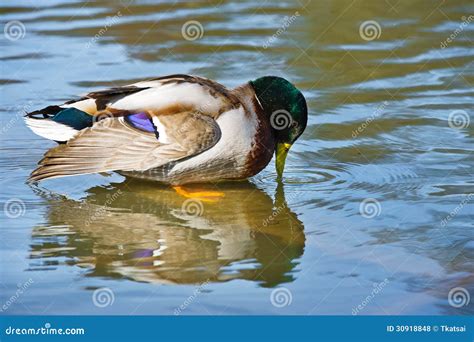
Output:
[[250, 76, 307, 180]]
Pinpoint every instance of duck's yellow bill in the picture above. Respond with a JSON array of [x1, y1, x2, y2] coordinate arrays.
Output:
[[276, 142, 292, 180]]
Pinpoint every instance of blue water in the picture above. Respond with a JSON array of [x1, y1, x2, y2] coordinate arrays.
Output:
[[0, 0, 473, 315]]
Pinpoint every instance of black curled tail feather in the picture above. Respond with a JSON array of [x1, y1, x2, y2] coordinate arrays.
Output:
[[25, 105, 63, 119]]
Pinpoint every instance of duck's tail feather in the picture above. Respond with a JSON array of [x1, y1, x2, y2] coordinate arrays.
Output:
[[25, 117, 80, 142], [25, 107, 93, 142]]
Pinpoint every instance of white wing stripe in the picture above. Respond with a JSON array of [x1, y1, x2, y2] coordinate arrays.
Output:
[[25, 117, 78, 142], [151, 117, 170, 143]]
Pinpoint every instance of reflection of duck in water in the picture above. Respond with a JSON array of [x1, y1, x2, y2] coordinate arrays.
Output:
[[30, 180, 305, 287]]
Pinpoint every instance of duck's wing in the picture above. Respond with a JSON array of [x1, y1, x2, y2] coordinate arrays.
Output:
[[28, 110, 221, 182], [62, 74, 234, 116], [25, 74, 237, 142]]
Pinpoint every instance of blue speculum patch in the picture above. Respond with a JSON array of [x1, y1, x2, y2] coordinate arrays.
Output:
[[125, 112, 155, 133], [52, 108, 93, 130]]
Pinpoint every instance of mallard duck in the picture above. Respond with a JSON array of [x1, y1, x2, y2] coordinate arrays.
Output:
[[26, 74, 307, 185]]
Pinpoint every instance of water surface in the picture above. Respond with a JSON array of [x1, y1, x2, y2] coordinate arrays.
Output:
[[0, 0, 473, 315]]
